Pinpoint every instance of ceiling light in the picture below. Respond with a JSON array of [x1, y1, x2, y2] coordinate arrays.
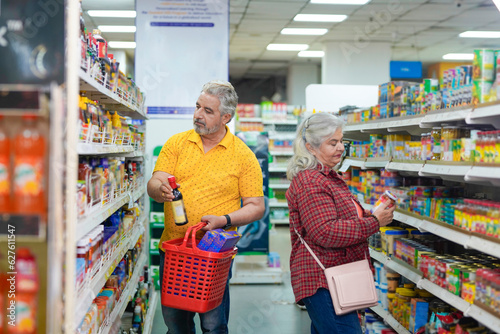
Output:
[[87, 10, 136, 18], [311, 0, 370, 4], [493, 0, 500, 12], [267, 44, 309, 51], [298, 51, 325, 57], [459, 31, 500, 38], [294, 14, 347, 22], [442, 53, 473, 60], [108, 41, 136, 49], [281, 28, 328, 35], [98, 25, 137, 33]]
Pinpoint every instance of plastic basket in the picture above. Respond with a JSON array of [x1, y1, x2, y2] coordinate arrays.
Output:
[[161, 222, 237, 313]]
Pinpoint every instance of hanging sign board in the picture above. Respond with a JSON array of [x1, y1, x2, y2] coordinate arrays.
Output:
[[135, 0, 229, 118]]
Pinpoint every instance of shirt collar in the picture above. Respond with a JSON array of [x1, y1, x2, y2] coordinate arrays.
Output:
[[187, 125, 232, 149], [315, 163, 340, 178]]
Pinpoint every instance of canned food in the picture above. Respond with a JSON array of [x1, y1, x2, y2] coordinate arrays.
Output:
[[473, 49, 495, 81], [371, 190, 397, 213]]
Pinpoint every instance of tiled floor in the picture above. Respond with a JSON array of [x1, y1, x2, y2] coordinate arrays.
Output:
[[151, 225, 312, 334]]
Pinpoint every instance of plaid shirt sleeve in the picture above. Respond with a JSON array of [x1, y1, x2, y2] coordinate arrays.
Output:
[[286, 166, 379, 303]]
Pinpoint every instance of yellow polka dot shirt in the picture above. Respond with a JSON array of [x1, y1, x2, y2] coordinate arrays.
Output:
[[153, 126, 264, 251]]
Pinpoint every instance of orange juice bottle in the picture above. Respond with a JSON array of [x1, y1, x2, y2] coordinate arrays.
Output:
[[0, 116, 11, 213], [12, 115, 46, 215]]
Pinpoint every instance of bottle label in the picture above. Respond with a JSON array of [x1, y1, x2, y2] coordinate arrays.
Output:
[[171, 201, 187, 224], [14, 157, 43, 196], [0, 156, 10, 196]]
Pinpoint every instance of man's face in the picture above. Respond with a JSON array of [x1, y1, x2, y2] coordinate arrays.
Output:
[[193, 92, 224, 135]]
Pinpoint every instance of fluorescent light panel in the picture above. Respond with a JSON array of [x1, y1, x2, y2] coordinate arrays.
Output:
[[493, 0, 500, 12], [311, 0, 370, 4], [108, 41, 136, 49], [87, 10, 136, 18], [459, 31, 500, 38], [98, 25, 136, 33], [281, 28, 328, 35], [294, 14, 347, 22], [298, 51, 324, 58], [442, 53, 473, 60], [267, 44, 309, 51]]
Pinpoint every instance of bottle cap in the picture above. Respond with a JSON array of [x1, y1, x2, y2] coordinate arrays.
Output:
[[168, 176, 177, 188]]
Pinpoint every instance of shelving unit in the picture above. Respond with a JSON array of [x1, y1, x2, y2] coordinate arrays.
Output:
[[143, 292, 160, 334], [369, 305, 411, 334], [63, 5, 150, 330], [98, 252, 148, 334], [343, 103, 500, 334], [369, 249, 500, 332]]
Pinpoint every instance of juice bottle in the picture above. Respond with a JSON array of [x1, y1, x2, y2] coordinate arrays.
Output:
[[11, 248, 38, 334], [0, 116, 11, 213], [13, 115, 46, 215]]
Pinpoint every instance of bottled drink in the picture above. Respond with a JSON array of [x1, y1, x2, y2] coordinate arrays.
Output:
[[13, 115, 46, 214], [0, 116, 10, 212], [168, 176, 188, 226]]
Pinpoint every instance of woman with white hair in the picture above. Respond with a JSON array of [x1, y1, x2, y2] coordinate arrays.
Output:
[[286, 113, 394, 334]]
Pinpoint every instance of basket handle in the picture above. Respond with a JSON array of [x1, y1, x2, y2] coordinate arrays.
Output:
[[182, 222, 208, 249]]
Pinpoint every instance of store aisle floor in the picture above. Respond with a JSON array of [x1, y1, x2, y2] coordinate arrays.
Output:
[[151, 225, 312, 334]]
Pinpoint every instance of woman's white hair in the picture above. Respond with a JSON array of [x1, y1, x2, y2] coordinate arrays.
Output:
[[286, 113, 344, 181]]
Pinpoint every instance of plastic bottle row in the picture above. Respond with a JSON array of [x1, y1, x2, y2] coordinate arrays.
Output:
[[77, 157, 144, 217], [0, 114, 47, 215]]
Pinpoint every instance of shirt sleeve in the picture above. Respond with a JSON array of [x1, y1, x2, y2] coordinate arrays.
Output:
[[238, 149, 264, 198], [292, 173, 379, 249], [153, 136, 178, 175]]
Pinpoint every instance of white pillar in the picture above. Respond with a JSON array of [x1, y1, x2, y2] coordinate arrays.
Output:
[[287, 64, 320, 106], [322, 42, 391, 85]]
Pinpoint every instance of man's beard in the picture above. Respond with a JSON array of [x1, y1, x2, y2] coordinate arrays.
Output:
[[193, 119, 221, 135]]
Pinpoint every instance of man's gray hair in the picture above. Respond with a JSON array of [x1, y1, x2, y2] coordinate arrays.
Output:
[[202, 80, 238, 120]]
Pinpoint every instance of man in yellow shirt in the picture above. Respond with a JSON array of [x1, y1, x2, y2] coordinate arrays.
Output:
[[147, 80, 265, 334]]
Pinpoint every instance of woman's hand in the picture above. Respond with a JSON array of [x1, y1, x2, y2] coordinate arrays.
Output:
[[372, 201, 396, 227]]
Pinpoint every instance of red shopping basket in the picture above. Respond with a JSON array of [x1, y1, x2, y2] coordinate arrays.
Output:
[[161, 222, 237, 313]]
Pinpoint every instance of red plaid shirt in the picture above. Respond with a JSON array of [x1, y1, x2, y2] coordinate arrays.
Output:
[[286, 165, 379, 303]]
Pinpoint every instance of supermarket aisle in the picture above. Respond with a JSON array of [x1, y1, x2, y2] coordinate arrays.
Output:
[[151, 225, 312, 333]]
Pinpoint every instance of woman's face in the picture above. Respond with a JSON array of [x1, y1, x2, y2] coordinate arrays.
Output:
[[308, 128, 345, 169]]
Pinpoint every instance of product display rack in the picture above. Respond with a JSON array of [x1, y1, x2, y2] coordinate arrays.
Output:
[[338, 102, 500, 333], [62, 2, 150, 331], [142, 291, 159, 334]]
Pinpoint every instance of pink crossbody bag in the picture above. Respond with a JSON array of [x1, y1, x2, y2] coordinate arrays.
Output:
[[294, 228, 378, 315]]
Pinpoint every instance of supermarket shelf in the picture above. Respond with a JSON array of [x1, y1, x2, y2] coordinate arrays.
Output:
[[74, 221, 145, 328], [269, 166, 287, 172], [393, 209, 500, 259], [269, 202, 288, 208], [371, 249, 500, 332], [419, 161, 472, 179], [79, 69, 147, 120], [77, 143, 135, 155], [385, 160, 424, 173], [76, 186, 146, 241], [340, 157, 366, 172], [150, 249, 160, 255], [466, 102, 500, 128], [269, 183, 290, 189], [143, 291, 159, 334], [465, 165, 500, 186], [99, 252, 148, 334], [420, 106, 471, 128], [269, 150, 294, 156], [263, 119, 298, 125], [270, 218, 289, 225], [238, 117, 262, 123], [344, 117, 394, 133], [369, 305, 411, 334], [364, 158, 390, 169], [150, 222, 165, 229], [386, 115, 427, 136]]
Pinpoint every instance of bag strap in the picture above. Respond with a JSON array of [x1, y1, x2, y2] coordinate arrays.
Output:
[[294, 228, 326, 271]]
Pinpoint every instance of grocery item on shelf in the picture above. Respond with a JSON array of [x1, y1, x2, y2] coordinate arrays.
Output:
[[0, 116, 10, 212], [13, 115, 46, 215]]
